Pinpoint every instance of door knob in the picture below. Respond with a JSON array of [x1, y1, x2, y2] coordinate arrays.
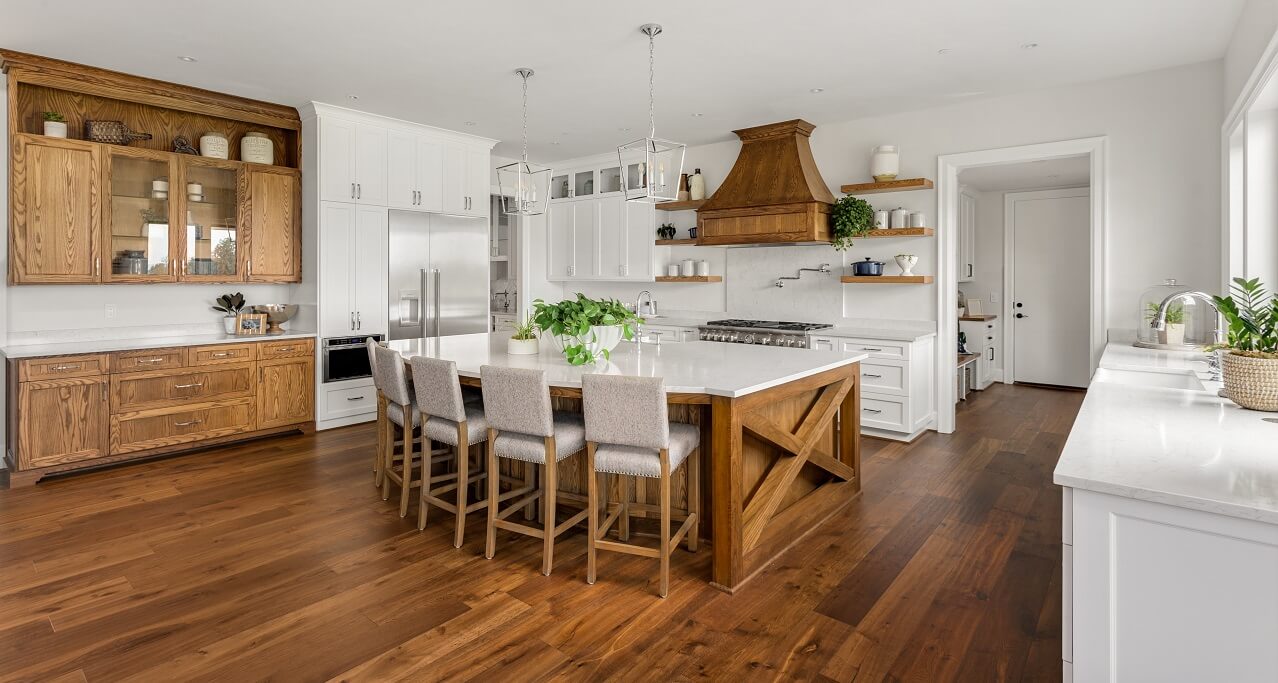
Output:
[[1016, 313, 1029, 319], [1015, 302, 1024, 308]]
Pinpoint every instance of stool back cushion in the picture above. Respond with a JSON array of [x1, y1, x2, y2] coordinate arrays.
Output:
[[410, 356, 466, 423], [582, 374, 668, 450], [372, 345, 412, 406], [481, 365, 553, 437]]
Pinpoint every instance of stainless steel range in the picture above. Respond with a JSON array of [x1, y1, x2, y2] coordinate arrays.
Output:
[[698, 319, 832, 347]]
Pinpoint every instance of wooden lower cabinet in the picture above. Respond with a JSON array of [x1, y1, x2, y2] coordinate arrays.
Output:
[[5, 338, 314, 486]]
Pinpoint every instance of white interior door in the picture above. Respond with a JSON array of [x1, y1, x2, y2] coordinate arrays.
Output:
[[1010, 189, 1091, 387]]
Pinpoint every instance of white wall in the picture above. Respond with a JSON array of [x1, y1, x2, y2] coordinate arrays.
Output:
[[1226, 0, 1278, 110], [549, 61, 1223, 332]]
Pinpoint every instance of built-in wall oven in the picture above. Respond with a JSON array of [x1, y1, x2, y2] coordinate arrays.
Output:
[[322, 334, 384, 383]]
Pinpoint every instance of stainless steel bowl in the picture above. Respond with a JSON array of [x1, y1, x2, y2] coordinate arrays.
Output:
[[251, 304, 299, 332]]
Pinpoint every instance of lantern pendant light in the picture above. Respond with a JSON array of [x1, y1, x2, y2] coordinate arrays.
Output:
[[497, 68, 551, 216], [618, 23, 686, 203]]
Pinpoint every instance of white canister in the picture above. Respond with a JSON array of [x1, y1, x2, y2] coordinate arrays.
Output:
[[870, 145, 900, 182], [200, 132, 229, 159], [889, 207, 910, 229], [666, 264, 680, 277], [909, 211, 927, 228], [187, 182, 203, 195], [874, 209, 890, 229], [696, 260, 710, 277], [240, 131, 274, 165], [43, 121, 68, 138], [680, 259, 696, 277]]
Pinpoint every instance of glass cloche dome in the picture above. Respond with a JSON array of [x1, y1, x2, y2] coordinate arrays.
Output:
[[1135, 279, 1216, 349]]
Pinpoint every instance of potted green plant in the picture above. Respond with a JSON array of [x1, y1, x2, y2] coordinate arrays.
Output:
[[42, 112, 67, 138], [830, 195, 875, 251], [507, 316, 540, 355], [1145, 301, 1186, 345], [1211, 277, 1278, 411], [532, 294, 641, 365], [212, 292, 246, 334]]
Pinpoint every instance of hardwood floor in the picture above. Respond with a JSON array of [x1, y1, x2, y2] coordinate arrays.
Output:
[[0, 383, 1082, 682]]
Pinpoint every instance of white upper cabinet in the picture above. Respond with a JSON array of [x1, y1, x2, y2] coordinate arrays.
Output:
[[442, 143, 490, 217], [319, 117, 357, 203], [958, 189, 977, 282], [623, 200, 655, 280], [416, 137, 444, 212], [353, 124, 387, 205], [572, 200, 598, 279], [548, 204, 574, 279], [546, 190, 655, 283], [387, 130, 417, 210]]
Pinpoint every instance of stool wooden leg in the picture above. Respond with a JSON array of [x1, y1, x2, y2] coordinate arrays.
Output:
[[485, 428, 498, 560], [659, 449, 671, 598], [619, 476, 631, 542], [374, 393, 386, 487], [453, 422, 469, 549], [399, 421, 415, 518], [586, 443, 598, 586], [523, 462, 537, 521], [541, 437, 558, 576], [688, 447, 700, 553], [381, 422, 395, 501]]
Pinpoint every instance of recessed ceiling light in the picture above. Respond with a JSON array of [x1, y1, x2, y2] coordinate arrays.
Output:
[[551, 141, 561, 145], [464, 121, 476, 127], [936, 48, 952, 55], [618, 127, 631, 132], [1046, 174, 1060, 179], [347, 94, 359, 100], [178, 55, 197, 62], [1020, 42, 1039, 50], [691, 113, 704, 117], [810, 88, 825, 94]]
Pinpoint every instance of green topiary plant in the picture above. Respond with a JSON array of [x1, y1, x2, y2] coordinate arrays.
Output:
[[42, 112, 65, 123], [1212, 277, 1278, 358], [830, 195, 876, 250], [532, 294, 641, 365]]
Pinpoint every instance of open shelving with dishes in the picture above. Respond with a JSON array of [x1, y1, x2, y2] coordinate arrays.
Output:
[[840, 275, 934, 284], [654, 275, 722, 283], [3, 50, 302, 284]]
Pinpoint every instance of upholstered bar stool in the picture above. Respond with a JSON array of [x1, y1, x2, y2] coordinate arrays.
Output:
[[481, 365, 589, 575], [410, 356, 491, 547], [372, 344, 443, 518], [581, 374, 700, 598]]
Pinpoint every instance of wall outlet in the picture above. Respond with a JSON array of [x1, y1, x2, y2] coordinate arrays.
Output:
[[989, 292, 999, 304], [104, 304, 117, 320]]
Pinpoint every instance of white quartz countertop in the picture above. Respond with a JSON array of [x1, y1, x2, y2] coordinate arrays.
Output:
[[819, 325, 937, 341], [1, 329, 317, 359], [388, 333, 865, 398], [1054, 343, 1278, 524]]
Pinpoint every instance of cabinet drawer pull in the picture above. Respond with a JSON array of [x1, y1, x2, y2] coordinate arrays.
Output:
[[137, 358, 167, 364], [863, 408, 883, 414], [50, 364, 82, 371], [174, 419, 203, 427], [860, 347, 883, 352], [174, 382, 204, 389], [276, 346, 295, 352], [211, 352, 234, 358], [346, 395, 366, 401], [862, 373, 882, 379]]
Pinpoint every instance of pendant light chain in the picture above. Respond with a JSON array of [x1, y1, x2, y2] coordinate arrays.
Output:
[[521, 71, 530, 163], [648, 29, 656, 139]]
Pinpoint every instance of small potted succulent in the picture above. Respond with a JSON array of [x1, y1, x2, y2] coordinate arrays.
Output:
[[42, 112, 67, 138], [507, 316, 540, 355], [1211, 277, 1278, 411], [1146, 301, 1186, 345], [830, 194, 875, 252], [212, 292, 246, 334], [532, 294, 641, 365]]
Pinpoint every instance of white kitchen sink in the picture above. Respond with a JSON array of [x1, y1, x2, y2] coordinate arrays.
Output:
[[1092, 367, 1207, 391]]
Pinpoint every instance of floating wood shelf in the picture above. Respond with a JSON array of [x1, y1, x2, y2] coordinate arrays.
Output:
[[655, 199, 708, 211], [840, 178, 934, 195], [840, 275, 934, 284], [862, 227, 934, 238], [655, 275, 721, 283], [655, 238, 699, 246]]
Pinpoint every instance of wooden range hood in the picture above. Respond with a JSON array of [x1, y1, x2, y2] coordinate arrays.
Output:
[[696, 119, 835, 246]]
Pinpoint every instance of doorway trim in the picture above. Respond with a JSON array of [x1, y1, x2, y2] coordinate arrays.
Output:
[[935, 136, 1107, 433], [1003, 187, 1092, 386]]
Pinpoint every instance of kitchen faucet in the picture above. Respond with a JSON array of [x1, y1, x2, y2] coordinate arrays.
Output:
[[1151, 290, 1224, 380], [635, 290, 654, 317]]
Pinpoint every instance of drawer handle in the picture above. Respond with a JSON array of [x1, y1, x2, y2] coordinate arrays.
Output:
[[863, 408, 883, 414], [174, 419, 203, 427], [276, 346, 295, 352], [174, 382, 204, 389], [347, 395, 366, 401], [860, 347, 883, 352], [50, 364, 81, 371], [137, 358, 167, 364], [862, 373, 883, 379], [211, 352, 234, 358]]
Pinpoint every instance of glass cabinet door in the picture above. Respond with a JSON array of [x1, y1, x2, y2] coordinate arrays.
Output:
[[599, 165, 623, 195], [574, 169, 595, 199], [551, 172, 571, 201], [181, 160, 240, 280], [105, 152, 174, 281]]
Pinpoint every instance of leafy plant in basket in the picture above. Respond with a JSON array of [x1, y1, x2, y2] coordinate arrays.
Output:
[[532, 294, 642, 365], [830, 195, 876, 251], [1210, 277, 1278, 411]]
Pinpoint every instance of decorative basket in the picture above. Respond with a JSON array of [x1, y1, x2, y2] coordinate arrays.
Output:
[[84, 120, 152, 145], [1221, 352, 1278, 411]]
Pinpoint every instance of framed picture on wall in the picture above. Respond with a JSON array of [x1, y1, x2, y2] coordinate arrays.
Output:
[[235, 312, 268, 335]]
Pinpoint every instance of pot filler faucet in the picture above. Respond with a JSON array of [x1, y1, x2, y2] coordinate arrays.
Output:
[[1151, 290, 1225, 379], [775, 264, 831, 288]]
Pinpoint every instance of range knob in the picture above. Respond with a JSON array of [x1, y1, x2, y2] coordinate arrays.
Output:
[[743, 334, 756, 344], [758, 335, 771, 345], [729, 332, 741, 343]]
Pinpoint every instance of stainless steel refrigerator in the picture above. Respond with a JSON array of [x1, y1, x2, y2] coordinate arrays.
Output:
[[387, 210, 489, 341]]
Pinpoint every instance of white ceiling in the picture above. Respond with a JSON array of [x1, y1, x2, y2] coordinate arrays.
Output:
[[959, 155, 1091, 191], [0, 0, 1246, 160]]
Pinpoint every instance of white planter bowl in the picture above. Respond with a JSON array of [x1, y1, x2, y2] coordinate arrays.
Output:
[[545, 324, 626, 363], [507, 337, 540, 355], [43, 121, 67, 138]]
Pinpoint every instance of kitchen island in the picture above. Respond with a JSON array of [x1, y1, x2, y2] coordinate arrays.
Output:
[[388, 333, 866, 592]]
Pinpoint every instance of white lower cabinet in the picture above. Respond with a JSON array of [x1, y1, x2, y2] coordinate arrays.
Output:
[[959, 318, 1000, 389], [809, 333, 936, 441], [638, 323, 699, 343], [319, 379, 378, 426], [1066, 487, 1278, 682]]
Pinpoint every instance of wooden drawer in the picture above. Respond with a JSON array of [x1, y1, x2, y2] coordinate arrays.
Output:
[[859, 392, 908, 433], [187, 343, 257, 366], [18, 354, 108, 381], [111, 348, 185, 373], [111, 398, 255, 455], [258, 338, 314, 360], [112, 363, 256, 412], [859, 359, 908, 397]]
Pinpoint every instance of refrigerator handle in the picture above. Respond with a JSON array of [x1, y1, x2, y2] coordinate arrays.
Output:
[[420, 268, 429, 338], [433, 268, 442, 339]]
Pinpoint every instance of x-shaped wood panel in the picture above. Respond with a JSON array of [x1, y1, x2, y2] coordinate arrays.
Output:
[[739, 377, 855, 551]]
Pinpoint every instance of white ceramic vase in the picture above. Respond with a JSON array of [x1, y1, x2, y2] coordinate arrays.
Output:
[[895, 254, 919, 276], [507, 337, 540, 355], [223, 315, 238, 334], [871, 145, 899, 182], [43, 121, 67, 138]]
